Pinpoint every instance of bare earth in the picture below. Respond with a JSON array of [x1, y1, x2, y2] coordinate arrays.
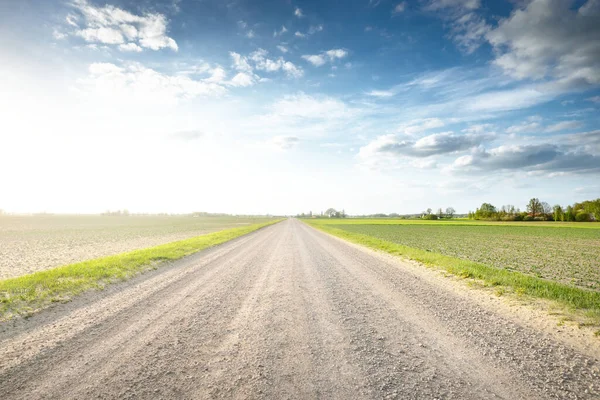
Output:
[[0, 215, 269, 279], [0, 219, 598, 399]]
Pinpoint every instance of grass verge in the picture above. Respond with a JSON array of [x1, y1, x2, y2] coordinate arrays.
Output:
[[0, 219, 282, 321], [305, 221, 600, 326]]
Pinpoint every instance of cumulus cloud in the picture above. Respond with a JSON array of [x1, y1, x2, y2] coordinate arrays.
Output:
[[302, 49, 348, 66], [486, 0, 600, 88], [450, 143, 600, 175], [118, 42, 143, 52], [228, 72, 256, 87], [294, 7, 304, 18], [229, 50, 302, 81], [360, 131, 493, 159], [69, 0, 178, 51], [294, 31, 307, 38], [249, 49, 303, 78], [230, 52, 254, 73]]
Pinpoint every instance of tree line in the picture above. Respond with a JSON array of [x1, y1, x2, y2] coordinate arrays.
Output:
[[468, 198, 599, 222]]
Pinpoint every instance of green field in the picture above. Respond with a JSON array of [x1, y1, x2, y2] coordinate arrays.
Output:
[[304, 218, 600, 324]]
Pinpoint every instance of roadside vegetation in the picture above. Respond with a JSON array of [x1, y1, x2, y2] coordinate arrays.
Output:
[[304, 218, 600, 327], [0, 219, 281, 320]]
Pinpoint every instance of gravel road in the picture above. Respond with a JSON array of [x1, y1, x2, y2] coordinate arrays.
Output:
[[0, 219, 598, 399]]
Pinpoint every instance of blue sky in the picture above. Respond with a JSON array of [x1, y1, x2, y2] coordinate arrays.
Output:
[[1, 0, 599, 215]]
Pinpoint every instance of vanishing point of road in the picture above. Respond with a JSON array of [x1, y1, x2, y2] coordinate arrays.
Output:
[[0, 219, 598, 399]]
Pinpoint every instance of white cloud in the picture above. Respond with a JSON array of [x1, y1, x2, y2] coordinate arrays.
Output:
[[69, 0, 178, 51], [228, 72, 256, 87], [294, 31, 307, 38], [308, 25, 324, 34], [77, 62, 227, 105], [302, 54, 326, 66], [486, 0, 600, 88], [506, 122, 541, 135], [302, 49, 348, 67], [230, 52, 254, 73], [366, 90, 395, 98], [118, 42, 143, 52], [273, 25, 288, 37], [249, 49, 303, 78], [450, 143, 600, 175], [400, 118, 445, 135], [544, 120, 583, 133], [76, 27, 124, 44], [360, 131, 493, 159], [423, 0, 488, 53], [66, 14, 79, 27], [53, 29, 68, 40], [393, 2, 406, 14], [276, 45, 289, 53], [587, 96, 600, 103], [423, 0, 481, 11], [294, 7, 304, 17], [246, 30, 255, 38]]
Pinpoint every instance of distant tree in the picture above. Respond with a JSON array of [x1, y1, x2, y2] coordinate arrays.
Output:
[[445, 207, 455, 219], [474, 203, 497, 219], [437, 208, 444, 219], [325, 208, 337, 217], [426, 208, 432, 215], [564, 205, 575, 221], [527, 198, 543, 219], [553, 205, 564, 222]]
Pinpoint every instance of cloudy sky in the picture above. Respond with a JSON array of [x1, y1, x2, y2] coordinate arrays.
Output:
[[1, 0, 599, 215]]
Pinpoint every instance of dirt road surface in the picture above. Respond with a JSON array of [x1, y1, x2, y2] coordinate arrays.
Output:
[[0, 219, 598, 399]]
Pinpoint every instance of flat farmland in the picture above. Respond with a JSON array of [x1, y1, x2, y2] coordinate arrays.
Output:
[[0, 215, 273, 279], [310, 219, 600, 291]]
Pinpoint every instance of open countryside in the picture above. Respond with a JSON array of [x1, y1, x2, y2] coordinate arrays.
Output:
[[3, 0, 600, 398]]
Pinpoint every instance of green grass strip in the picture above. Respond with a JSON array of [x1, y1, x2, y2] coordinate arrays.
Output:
[[0, 219, 282, 320], [305, 221, 600, 322]]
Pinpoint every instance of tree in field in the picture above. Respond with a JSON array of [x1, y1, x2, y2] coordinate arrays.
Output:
[[445, 207, 455, 219], [564, 205, 575, 221], [475, 203, 497, 219], [325, 208, 337, 217], [553, 205, 564, 222], [426, 208, 432, 215], [527, 198, 543, 218]]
